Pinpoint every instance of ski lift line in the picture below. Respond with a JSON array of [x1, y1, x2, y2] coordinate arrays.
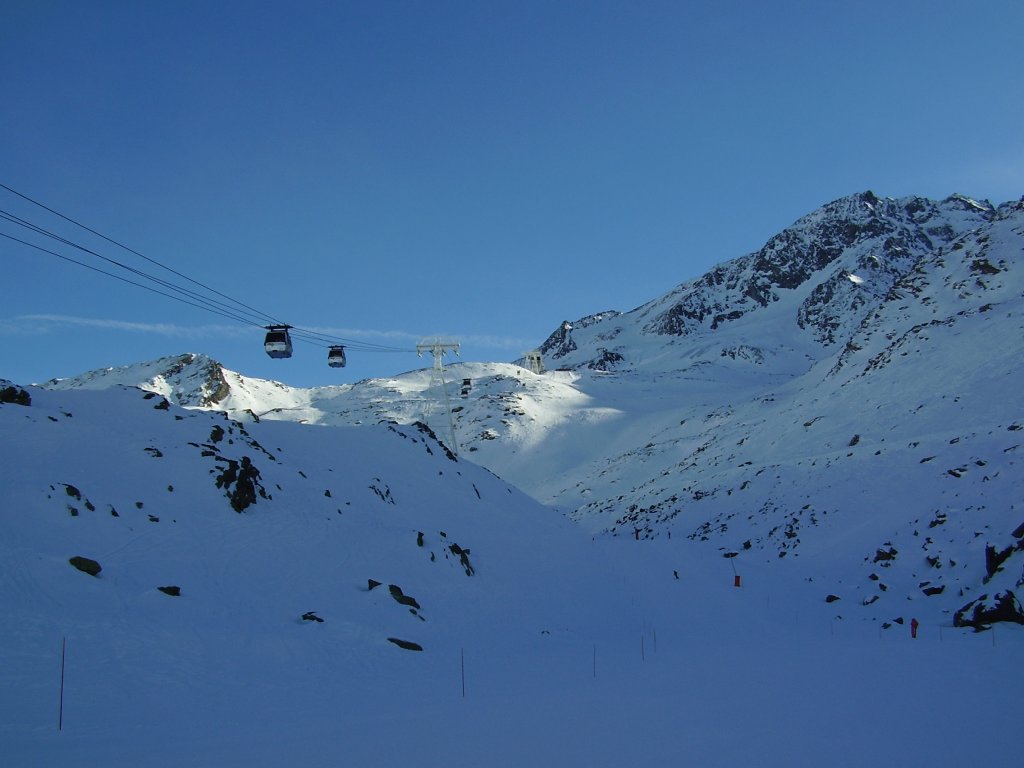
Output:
[[0, 181, 282, 326], [285, 325, 415, 353], [0, 208, 77, 245], [2, 182, 416, 357], [0, 210, 112, 266], [0, 209, 283, 327], [259, 324, 405, 355], [2, 185, 412, 353], [286, 327, 413, 354], [0, 231, 265, 328], [0, 228, 268, 325], [276, 318, 415, 352], [282, 323, 397, 347], [0, 208, 283, 326], [3, 219, 408, 356]]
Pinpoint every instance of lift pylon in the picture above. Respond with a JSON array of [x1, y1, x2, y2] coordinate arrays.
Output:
[[416, 337, 461, 456]]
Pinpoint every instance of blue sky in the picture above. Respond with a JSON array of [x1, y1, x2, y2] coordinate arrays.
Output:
[[2, 0, 1021, 387]]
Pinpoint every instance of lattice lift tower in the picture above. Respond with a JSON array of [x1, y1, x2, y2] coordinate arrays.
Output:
[[416, 337, 461, 456]]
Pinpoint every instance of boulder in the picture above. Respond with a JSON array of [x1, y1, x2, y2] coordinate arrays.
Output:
[[69, 556, 101, 577], [387, 637, 423, 651], [873, 546, 898, 563], [954, 591, 1024, 631], [984, 544, 1014, 581], [449, 543, 475, 576], [0, 383, 31, 406], [388, 584, 421, 610], [215, 455, 268, 512]]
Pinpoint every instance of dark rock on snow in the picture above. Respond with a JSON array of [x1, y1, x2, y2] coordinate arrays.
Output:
[[387, 637, 423, 651], [69, 556, 102, 577], [954, 591, 1024, 631], [0, 383, 31, 406], [388, 584, 421, 610]]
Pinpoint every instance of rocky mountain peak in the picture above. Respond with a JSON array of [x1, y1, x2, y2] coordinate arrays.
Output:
[[538, 191, 1008, 371], [45, 352, 231, 407], [538, 311, 621, 362]]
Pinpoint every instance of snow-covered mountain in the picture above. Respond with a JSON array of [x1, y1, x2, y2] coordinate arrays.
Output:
[[521, 191, 1024, 627], [40, 192, 1024, 630], [7, 190, 1024, 763]]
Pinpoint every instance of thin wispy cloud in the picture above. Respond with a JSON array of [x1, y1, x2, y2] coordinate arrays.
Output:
[[305, 326, 422, 343], [301, 326, 538, 352], [3, 314, 248, 338], [3, 315, 539, 353], [457, 333, 540, 352]]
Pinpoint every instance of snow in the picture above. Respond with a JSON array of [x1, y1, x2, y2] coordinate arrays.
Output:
[[6, 191, 1024, 764], [4, 374, 1022, 768]]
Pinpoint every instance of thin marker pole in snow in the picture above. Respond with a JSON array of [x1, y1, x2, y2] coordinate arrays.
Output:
[[58, 636, 66, 732]]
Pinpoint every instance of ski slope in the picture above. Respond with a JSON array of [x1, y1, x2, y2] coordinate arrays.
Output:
[[1, 383, 1021, 767]]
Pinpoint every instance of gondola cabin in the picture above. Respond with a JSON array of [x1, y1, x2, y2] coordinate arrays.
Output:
[[263, 325, 293, 358], [327, 345, 347, 368]]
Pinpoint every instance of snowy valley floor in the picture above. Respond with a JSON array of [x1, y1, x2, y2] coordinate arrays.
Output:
[[3, 539, 1020, 768]]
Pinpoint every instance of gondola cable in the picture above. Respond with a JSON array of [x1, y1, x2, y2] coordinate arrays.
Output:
[[0, 181, 281, 327], [0, 230, 267, 328], [1, 182, 419, 361], [0, 208, 280, 328]]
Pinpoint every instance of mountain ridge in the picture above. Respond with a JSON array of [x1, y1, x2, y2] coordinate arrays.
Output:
[[38, 190, 1024, 628]]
